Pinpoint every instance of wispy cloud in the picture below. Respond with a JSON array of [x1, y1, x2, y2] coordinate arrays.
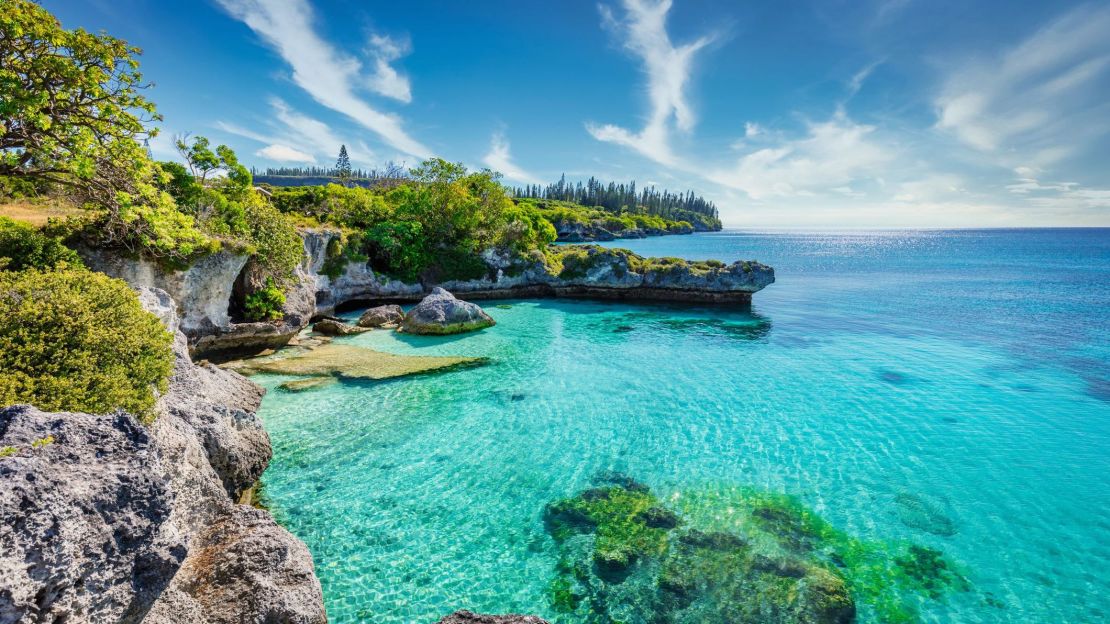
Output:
[[217, 97, 360, 164], [587, 0, 714, 166], [256, 144, 315, 163], [216, 0, 430, 158], [935, 4, 1110, 166], [482, 131, 541, 184], [366, 33, 412, 103], [708, 112, 891, 200]]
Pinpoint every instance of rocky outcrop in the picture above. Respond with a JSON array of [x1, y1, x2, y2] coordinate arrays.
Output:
[[552, 219, 617, 242], [87, 228, 772, 358], [436, 612, 549, 624], [0, 407, 183, 623], [357, 304, 404, 328], [550, 219, 695, 242], [0, 288, 326, 624], [80, 246, 314, 361], [81, 247, 247, 341], [400, 288, 496, 335], [311, 318, 368, 336], [302, 228, 422, 318]]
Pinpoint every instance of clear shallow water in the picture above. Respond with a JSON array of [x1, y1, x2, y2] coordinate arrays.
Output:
[[255, 229, 1110, 623]]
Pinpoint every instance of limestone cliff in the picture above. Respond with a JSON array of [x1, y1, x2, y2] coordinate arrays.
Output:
[[84, 229, 773, 358], [0, 288, 326, 624]]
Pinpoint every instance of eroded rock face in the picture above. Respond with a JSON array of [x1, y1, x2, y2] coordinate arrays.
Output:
[[0, 407, 184, 623], [401, 288, 496, 335], [437, 611, 550, 624], [81, 247, 248, 341], [0, 288, 326, 624], [358, 304, 404, 328]]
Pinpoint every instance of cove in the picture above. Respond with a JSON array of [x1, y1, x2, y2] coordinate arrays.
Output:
[[253, 229, 1110, 623]]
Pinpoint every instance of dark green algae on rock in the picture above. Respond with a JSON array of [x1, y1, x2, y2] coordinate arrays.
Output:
[[542, 475, 974, 624]]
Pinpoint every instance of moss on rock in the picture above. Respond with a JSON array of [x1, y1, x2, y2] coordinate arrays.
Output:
[[544, 477, 975, 624]]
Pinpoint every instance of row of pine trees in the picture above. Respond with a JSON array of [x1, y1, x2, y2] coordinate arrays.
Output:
[[253, 147, 719, 222], [513, 175, 719, 221]]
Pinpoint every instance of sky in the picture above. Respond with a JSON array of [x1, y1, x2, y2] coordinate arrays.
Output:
[[42, 0, 1110, 227]]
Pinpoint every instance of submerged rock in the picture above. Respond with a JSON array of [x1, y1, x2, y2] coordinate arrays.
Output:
[[357, 304, 404, 328], [437, 612, 549, 624], [543, 476, 977, 624], [236, 343, 483, 380], [279, 377, 338, 392], [312, 318, 368, 336], [400, 287, 495, 335], [543, 479, 855, 623]]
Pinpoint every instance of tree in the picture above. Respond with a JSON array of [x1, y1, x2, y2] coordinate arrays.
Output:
[[335, 144, 352, 185], [0, 0, 157, 200], [0, 0, 215, 263]]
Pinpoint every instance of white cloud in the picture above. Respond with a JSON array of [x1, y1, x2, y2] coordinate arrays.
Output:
[[587, 0, 714, 165], [935, 4, 1110, 165], [366, 33, 412, 103], [256, 144, 315, 163], [744, 122, 762, 138], [1005, 172, 1110, 215], [216, 0, 430, 158], [708, 113, 891, 200], [482, 131, 541, 184], [217, 98, 359, 164]]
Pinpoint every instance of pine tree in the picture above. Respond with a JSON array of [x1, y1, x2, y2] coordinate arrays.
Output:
[[335, 145, 352, 185]]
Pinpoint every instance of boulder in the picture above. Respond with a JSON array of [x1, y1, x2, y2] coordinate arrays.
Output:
[[357, 304, 404, 328], [437, 612, 549, 624], [0, 406, 184, 623], [312, 318, 367, 336], [400, 288, 495, 335]]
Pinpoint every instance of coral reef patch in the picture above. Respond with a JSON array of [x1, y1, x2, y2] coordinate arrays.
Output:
[[543, 475, 976, 623]]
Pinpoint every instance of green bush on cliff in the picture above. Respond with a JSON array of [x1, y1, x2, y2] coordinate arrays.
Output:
[[269, 159, 556, 283], [0, 217, 83, 271], [244, 279, 286, 322], [0, 268, 174, 420]]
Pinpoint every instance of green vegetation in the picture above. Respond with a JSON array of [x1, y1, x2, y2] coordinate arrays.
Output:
[[269, 159, 557, 282], [544, 476, 976, 624], [0, 217, 82, 270], [0, 0, 217, 265], [514, 174, 722, 231], [2, 1, 300, 302], [0, 435, 55, 460], [0, 268, 174, 421], [244, 279, 286, 322]]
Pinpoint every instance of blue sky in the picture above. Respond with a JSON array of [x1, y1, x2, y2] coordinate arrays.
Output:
[[43, 0, 1110, 227]]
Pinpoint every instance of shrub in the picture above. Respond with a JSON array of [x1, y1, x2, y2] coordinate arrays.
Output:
[[244, 279, 286, 322], [0, 217, 83, 271], [0, 269, 174, 420]]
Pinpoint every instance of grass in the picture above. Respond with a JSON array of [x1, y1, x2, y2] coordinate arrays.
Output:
[[0, 199, 88, 226]]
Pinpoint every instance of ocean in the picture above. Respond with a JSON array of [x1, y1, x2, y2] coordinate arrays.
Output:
[[253, 229, 1110, 623]]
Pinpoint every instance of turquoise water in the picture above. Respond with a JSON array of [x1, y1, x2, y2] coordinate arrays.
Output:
[[254, 229, 1110, 623]]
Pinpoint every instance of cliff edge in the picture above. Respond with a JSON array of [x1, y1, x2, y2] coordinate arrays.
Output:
[[0, 288, 326, 624]]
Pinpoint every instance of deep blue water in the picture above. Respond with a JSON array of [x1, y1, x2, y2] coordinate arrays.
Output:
[[255, 229, 1110, 623]]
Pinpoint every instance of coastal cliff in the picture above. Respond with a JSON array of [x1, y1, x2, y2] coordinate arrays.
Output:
[[0, 288, 326, 623], [82, 230, 772, 359]]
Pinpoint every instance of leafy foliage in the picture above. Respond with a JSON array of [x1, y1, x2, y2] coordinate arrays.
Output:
[[0, 0, 218, 264], [0, 216, 82, 270], [514, 174, 722, 230], [244, 279, 286, 322], [0, 268, 174, 420], [270, 159, 556, 282]]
